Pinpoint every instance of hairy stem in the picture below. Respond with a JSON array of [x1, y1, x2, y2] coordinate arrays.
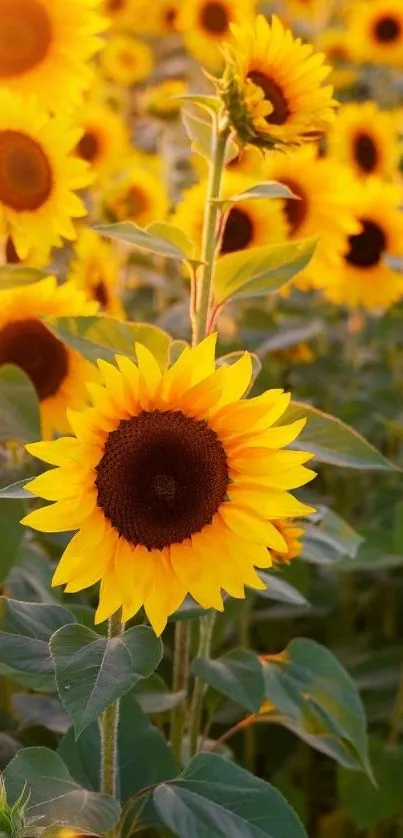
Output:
[[188, 612, 216, 756], [100, 611, 124, 802]]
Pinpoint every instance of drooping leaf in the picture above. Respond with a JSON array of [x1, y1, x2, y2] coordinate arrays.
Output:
[[93, 221, 191, 261], [177, 94, 221, 114], [256, 572, 310, 606], [285, 401, 397, 470], [50, 623, 163, 735], [192, 648, 265, 713], [219, 181, 299, 204], [0, 364, 40, 443], [301, 506, 363, 565], [4, 747, 121, 833], [133, 674, 186, 714], [261, 638, 371, 774], [49, 315, 171, 370], [181, 108, 238, 164], [0, 499, 25, 583], [0, 265, 47, 289], [213, 239, 316, 305], [146, 222, 195, 260], [6, 544, 59, 604], [0, 598, 76, 688], [12, 694, 70, 734], [153, 752, 308, 838], [338, 738, 403, 829]]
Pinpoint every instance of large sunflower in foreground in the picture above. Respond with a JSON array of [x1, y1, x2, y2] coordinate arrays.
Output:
[[348, 0, 403, 67], [75, 103, 130, 184], [219, 15, 336, 149], [0, 277, 98, 439], [101, 165, 169, 227], [22, 336, 315, 635], [328, 102, 400, 180], [172, 172, 288, 259], [67, 229, 124, 317], [315, 178, 403, 311], [178, 0, 255, 70], [264, 146, 360, 289], [0, 91, 91, 260], [0, 0, 106, 111]]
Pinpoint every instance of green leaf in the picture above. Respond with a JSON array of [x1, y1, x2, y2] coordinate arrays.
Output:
[[50, 623, 163, 736], [338, 738, 403, 828], [192, 648, 265, 712], [153, 752, 308, 838], [0, 364, 40, 442], [256, 572, 310, 606], [256, 319, 323, 356], [181, 108, 237, 164], [261, 638, 371, 774], [301, 506, 363, 566], [59, 691, 178, 819], [49, 315, 171, 370], [0, 598, 75, 687], [0, 499, 25, 584], [0, 478, 33, 498], [285, 401, 397, 470], [12, 694, 70, 734], [177, 94, 221, 113], [218, 181, 299, 204], [214, 240, 316, 305], [0, 265, 47, 289], [93, 221, 190, 261], [4, 747, 121, 833], [146, 222, 196, 261], [134, 674, 186, 714]]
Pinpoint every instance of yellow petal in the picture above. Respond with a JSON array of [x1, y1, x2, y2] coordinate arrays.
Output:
[[22, 493, 96, 533], [226, 419, 307, 452], [135, 342, 162, 406], [188, 333, 217, 385], [219, 503, 285, 546], [170, 539, 224, 611], [209, 353, 252, 410], [24, 467, 85, 502], [96, 360, 127, 413], [95, 563, 123, 624], [26, 438, 83, 466], [193, 527, 245, 599], [116, 354, 141, 413]]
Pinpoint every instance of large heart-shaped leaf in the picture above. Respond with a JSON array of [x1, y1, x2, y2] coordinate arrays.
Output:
[[192, 648, 265, 712], [4, 747, 120, 833], [261, 638, 371, 774], [49, 315, 171, 370], [50, 623, 163, 735], [0, 364, 40, 443], [213, 239, 316, 304], [153, 752, 308, 838], [285, 401, 397, 470]]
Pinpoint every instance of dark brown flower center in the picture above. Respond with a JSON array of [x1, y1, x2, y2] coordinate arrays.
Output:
[[353, 132, 378, 174], [373, 15, 401, 43], [0, 130, 52, 211], [106, 0, 125, 11], [280, 179, 308, 235], [94, 280, 109, 307], [221, 206, 254, 254], [0, 0, 51, 77], [95, 409, 229, 550], [0, 318, 68, 400], [5, 237, 20, 263], [247, 70, 290, 125], [165, 6, 178, 27], [77, 131, 101, 164], [200, 1, 229, 34], [345, 218, 387, 269]]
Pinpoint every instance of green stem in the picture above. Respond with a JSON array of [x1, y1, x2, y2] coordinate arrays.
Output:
[[170, 619, 191, 763], [389, 663, 403, 746], [188, 612, 216, 756], [192, 115, 230, 345], [100, 611, 124, 801]]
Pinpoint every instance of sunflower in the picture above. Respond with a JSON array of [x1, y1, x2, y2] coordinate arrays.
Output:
[[178, 0, 255, 70], [270, 519, 304, 564], [129, 0, 181, 36], [75, 103, 131, 183], [348, 0, 403, 67], [0, 91, 91, 260], [282, 0, 335, 24], [101, 34, 154, 86], [0, 0, 107, 111], [219, 14, 337, 150], [142, 79, 188, 120], [315, 29, 357, 90], [327, 103, 400, 181], [315, 178, 403, 311], [172, 172, 288, 259], [67, 229, 124, 318], [1, 235, 51, 268], [263, 145, 361, 289], [101, 0, 137, 29], [101, 165, 169, 226], [0, 277, 98, 439], [22, 335, 315, 635]]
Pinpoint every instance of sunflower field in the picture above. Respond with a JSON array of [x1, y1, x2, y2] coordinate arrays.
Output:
[[0, 1, 403, 837]]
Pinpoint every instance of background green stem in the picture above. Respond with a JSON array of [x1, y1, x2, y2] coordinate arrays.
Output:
[[188, 612, 216, 756], [170, 619, 191, 762], [100, 611, 124, 800]]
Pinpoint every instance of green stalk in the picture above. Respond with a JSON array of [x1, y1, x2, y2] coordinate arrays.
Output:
[[169, 112, 230, 762], [100, 611, 124, 801], [188, 612, 216, 756]]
